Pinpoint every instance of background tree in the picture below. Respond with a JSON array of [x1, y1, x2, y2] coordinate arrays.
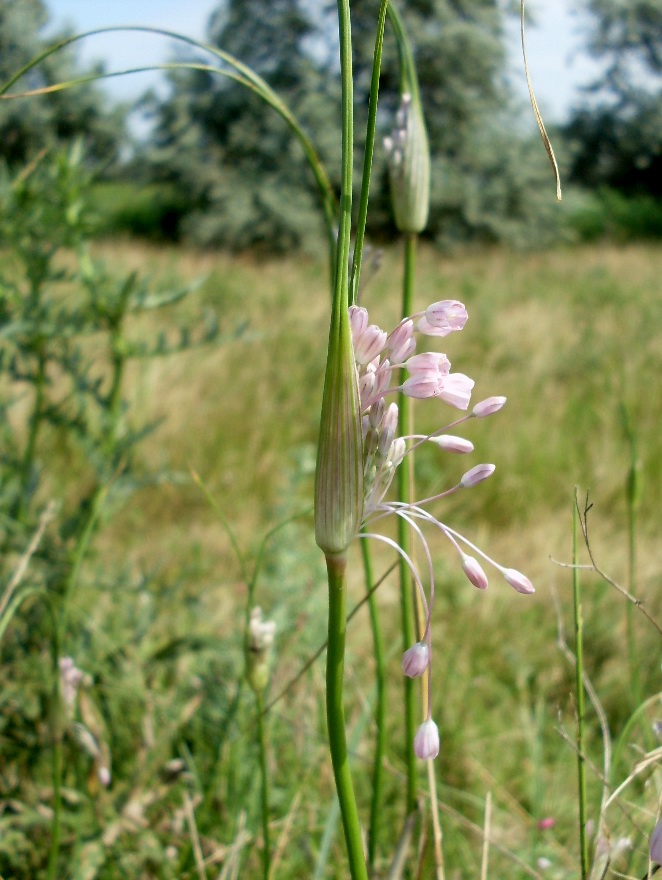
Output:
[[0, 0, 126, 168], [564, 0, 662, 196], [145, 0, 340, 251], [146, 0, 561, 251]]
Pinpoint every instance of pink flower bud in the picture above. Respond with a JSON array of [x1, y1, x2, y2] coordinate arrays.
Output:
[[348, 305, 368, 337], [472, 396, 507, 418], [417, 300, 468, 336], [387, 319, 416, 363], [401, 642, 429, 677], [460, 463, 495, 487], [650, 817, 662, 864], [462, 556, 488, 589], [354, 324, 387, 365], [503, 568, 535, 595], [428, 434, 474, 454], [414, 718, 440, 760], [405, 351, 451, 376]]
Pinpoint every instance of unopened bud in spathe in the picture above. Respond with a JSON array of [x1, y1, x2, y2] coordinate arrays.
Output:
[[315, 303, 364, 556], [384, 92, 430, 234]]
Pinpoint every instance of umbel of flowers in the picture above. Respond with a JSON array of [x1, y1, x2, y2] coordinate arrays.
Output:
[[325, 297, 535, 759]]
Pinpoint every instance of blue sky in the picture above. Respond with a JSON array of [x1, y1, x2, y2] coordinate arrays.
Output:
[[44, 0, 604, 122]]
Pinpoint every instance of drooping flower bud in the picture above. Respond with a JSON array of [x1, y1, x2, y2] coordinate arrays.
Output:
[[473, 396, 507, 418], [401, 642, 429, 677], [414, 718, 440, 760], [384, 92, 430, 234], [462, 555, 489, 590], [315, 303, 364, 556], [503, 568, 535, 595], [460, 463, 496, 487]]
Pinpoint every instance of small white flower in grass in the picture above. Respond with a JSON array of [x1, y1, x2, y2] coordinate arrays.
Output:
[[650, 817, 662, 864], [414, 718, 440, 760], [401, 642, 429, 678], [352, 299, 533, 760]]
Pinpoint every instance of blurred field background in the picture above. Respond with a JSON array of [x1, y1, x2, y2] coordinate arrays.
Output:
[[1, 0, 662, 878]]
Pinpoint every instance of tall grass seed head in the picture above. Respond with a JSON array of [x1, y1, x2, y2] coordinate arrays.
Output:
[[315, 303, 364, 557], [384, 92, 431, 234]]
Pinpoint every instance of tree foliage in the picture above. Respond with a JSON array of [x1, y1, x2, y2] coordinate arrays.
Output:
[[0, 0, 125, 168], [146, 0, 560, 251], [564, 0, 662, 194]]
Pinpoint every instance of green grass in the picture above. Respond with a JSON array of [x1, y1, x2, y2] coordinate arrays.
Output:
[[2, 240, 661, 879]]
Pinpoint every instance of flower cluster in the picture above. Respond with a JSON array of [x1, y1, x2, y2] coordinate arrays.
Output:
[[350, 299, 534, 759]]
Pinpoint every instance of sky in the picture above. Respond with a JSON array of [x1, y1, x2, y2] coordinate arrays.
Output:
[[43, 0, 605, 124]]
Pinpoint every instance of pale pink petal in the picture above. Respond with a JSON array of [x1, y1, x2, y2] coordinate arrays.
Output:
[[503, 568, 535, 595], [414, 718, 440, 760], [462, 556, 488, 589], [460, 463, 495, 487], [401, 642, 429, 678], [437, 373, 474, 410], [473, 396, 507, 418]]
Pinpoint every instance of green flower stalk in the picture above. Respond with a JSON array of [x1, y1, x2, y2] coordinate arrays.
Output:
[[384, 89, 430, 235]]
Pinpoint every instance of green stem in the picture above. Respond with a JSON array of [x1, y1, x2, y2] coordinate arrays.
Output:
[[45, 600, 63, 880], [350, 0, 389, 306], [625, 438, 640, 705], [398, 233, 418, 815], [326, 554, 369, 880], [573, 500, 588, 880], [361, 538, 386, 869], [16, 346, 47, 523], [256, 692, 271, 880]]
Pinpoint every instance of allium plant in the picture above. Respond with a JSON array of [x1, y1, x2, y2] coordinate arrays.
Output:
[[351, 298, 534, 754], [313, 4, 533, 877]]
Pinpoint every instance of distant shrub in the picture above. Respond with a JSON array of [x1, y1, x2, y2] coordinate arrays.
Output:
[[92, 181, 190, 241], [568, 187, 662, 242]]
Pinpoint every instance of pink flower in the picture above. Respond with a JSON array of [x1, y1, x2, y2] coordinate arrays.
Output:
[[537, 817, 556, 831], [417, 300, 468, 336], [460, 463, 496, 488], [503, 568, 535, 595], [414, 718, 440, 759], [462, 556, 488, 590], [402, 642, 429, 678], [473, 396, 507, 418], [649, 817, 662, 864], [436, 373, 475, 410], [428, 434, 474, 454]]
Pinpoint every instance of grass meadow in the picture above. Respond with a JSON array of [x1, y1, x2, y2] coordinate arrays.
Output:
[[2, 238, 662, 879]]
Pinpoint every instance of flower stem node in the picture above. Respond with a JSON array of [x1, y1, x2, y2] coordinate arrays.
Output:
[[413, 718, 440, 760], [460, 463, 496, 488], [401, 641, 429, 678]]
